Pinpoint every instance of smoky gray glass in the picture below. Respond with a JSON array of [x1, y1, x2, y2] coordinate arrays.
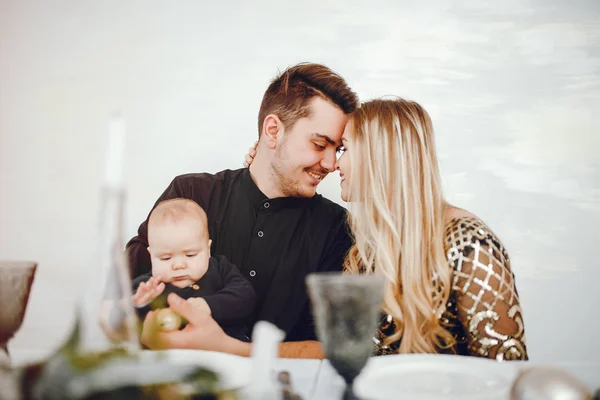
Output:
[[306, 272, 385, 400]]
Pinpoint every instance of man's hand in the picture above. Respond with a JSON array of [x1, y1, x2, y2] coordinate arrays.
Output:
[[141, 293, 247, 354], [140, 293, 322, 358], [187, 297, 212, 314], [132, 276, 165, 307]]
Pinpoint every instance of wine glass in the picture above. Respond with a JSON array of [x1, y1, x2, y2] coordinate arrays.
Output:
[[0, 261, 37, 363], [306, 272, 384, 400]]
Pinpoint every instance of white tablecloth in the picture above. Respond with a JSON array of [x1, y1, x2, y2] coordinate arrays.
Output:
[[277, 358, 599, 400], [10, 350, 599, 399]]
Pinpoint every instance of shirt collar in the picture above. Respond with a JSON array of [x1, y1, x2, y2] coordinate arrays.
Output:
[[242, 168, 268, 208], [241, 168, 313, 211]]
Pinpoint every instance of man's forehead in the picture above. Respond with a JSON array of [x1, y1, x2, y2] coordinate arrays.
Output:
[[302, 97, 347, 138]]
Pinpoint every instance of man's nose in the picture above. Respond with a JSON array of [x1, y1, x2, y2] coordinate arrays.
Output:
[[321, 148, 336, 172]]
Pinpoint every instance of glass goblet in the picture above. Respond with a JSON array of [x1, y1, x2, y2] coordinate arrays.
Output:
[[0, 261, 37, 361], [306, 272, 384, 400]]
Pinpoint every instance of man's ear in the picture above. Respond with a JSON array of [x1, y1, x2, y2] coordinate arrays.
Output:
[[261, 114, 284, 149], [208, 239, 212, 255], [147, 246, 151, 255]]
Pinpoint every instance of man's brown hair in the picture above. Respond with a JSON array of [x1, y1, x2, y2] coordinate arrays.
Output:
[[257, 63, 359, 138]]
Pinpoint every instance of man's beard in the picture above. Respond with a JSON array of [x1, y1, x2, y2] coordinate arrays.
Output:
[[271, 145, 320, 198]]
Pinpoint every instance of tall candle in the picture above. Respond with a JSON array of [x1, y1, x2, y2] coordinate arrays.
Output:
[[104, 114, 126, 188]]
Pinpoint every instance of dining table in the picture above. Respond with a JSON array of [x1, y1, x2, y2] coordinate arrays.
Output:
[[9, 349, 599, 399], [274, 357, 599, 400]]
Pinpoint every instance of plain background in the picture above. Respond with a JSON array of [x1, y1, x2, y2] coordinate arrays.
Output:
[[1, 0, 598, 375]]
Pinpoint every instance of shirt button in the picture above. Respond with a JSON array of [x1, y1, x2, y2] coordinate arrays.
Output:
[[264, 202, 270, 209], [250, 270, 256, 277], [257, 230, 264, 237]]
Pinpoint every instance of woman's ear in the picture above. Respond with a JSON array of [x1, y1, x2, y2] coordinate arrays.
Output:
[[261, 114, 283, 149]]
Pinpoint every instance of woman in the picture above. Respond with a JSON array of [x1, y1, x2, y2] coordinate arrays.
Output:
[[335, 98, 526, 360], [246, 97, 527, 360]]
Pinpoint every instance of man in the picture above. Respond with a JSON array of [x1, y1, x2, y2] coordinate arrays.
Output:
[[126, 62, 359, 357]]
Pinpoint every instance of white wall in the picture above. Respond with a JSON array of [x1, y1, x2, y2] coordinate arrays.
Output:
[[1, 0, 598, 370]]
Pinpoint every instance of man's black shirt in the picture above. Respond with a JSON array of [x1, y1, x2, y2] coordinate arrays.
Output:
[[126, 168, 352, 341]]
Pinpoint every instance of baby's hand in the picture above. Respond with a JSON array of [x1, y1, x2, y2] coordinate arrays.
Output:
[[132, 276, 165, 307], [187, 297, 212, 315]]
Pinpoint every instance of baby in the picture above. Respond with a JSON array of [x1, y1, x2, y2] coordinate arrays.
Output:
[[132, 198, 255, 341]]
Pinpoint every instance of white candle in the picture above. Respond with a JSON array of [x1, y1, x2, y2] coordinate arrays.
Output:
[[104, 114, 126, 188]]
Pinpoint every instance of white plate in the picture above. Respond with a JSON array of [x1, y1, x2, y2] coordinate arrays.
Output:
[[354, 354, 519, 400], [140, 349, 251, 390]]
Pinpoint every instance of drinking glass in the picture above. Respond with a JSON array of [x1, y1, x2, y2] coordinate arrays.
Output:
[[0, 261, 37, 363], [306, 272, 384, 400]]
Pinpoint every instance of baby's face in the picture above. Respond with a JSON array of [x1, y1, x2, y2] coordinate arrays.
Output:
[[147, 218, 211, 288]]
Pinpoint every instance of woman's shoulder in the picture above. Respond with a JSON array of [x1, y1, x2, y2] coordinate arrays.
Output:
[[443, 212, 511, 274]]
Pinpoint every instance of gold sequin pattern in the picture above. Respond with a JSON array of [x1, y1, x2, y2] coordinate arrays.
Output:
[[374, 216, 528, 360]]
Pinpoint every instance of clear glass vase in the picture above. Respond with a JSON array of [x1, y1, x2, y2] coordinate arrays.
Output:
[[74, 184, 140, 355]]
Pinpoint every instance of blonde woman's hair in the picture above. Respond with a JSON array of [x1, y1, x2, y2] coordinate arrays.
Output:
[[343, 98, 455, 353]]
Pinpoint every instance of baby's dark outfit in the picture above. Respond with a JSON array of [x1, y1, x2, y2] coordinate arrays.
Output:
[[132, 255, 255, 341]]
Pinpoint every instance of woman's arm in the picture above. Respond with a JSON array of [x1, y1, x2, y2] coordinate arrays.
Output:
[[448, 221, 528, 360]]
